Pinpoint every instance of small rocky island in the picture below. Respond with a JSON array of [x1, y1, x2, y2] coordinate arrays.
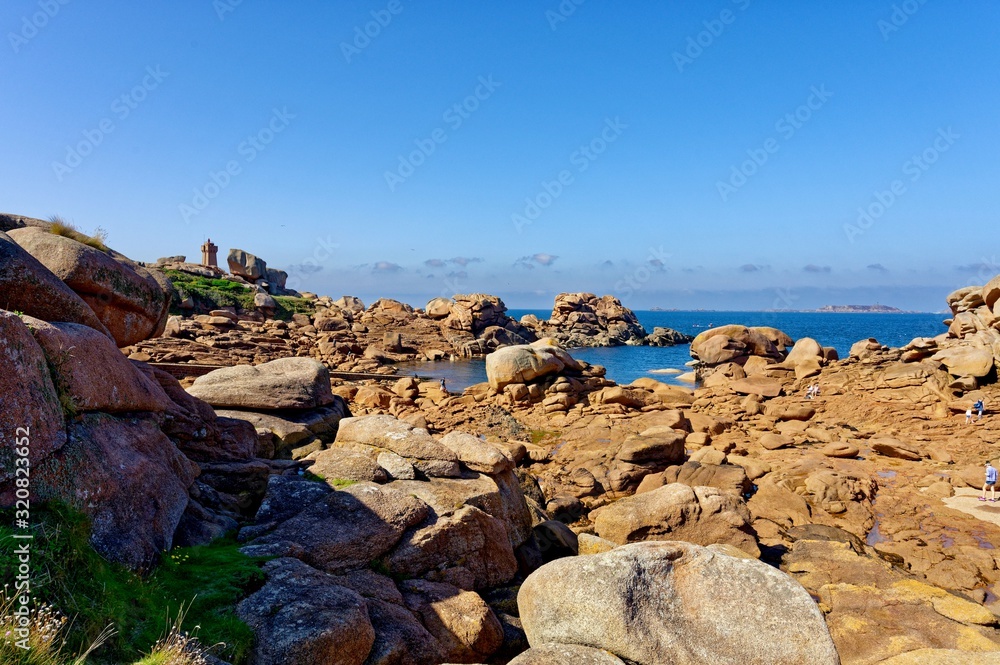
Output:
[[815, 304, 905, 313]]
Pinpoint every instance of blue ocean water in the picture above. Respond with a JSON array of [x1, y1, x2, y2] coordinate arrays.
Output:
[[398, 311, 946, 391]]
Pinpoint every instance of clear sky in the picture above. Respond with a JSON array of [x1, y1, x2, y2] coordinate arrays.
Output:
[[2, 1, 998, 311]]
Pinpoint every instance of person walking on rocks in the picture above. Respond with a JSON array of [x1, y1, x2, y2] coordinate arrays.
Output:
[[966, 407, 974, 425], [975, 399, 985, 422], [440, 378, 447, 393], [981, 461, 998, 502]]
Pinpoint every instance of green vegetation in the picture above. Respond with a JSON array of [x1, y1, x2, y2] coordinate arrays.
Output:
[[164, 270, 315, 321], [48, 216, 109, 253], [530, 429, 561, 445], [302, 471, 357, 489], [165, 270, 255, 314], [0, 504, 265, 664], [272, 296, 316, 320]]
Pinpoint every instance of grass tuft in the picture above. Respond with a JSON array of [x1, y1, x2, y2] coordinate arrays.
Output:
[[47, 217, 109, 253]]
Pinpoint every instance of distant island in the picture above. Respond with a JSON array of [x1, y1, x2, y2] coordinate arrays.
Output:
[[814, 304, 904, 313]]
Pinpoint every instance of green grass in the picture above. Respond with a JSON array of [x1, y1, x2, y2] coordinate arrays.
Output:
[[302, 471, 357, 489], [272, 296, 315, 321], [164, 271, 315, 321], [164, 271, 255, 313], [0, 504, 265, 664]]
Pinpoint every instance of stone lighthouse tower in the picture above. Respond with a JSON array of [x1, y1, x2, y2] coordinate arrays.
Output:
[[201, 239, 218, 268]]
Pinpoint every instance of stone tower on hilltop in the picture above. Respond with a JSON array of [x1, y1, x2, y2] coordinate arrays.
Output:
[[201, 239, 218, 268]]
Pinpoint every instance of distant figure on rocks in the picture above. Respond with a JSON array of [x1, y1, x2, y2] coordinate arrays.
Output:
[[982, 461, 998, 502], [966, 408, 974, 425], [440, 378, 447, 393], [975, 399, 985, 421], [806, 384, 819, 400]]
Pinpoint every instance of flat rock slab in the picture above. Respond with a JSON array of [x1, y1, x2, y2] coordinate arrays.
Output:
[[871, 438, 924, 461], [187, 357, 335, 410], [942, 488, 1000, 529], [731, 376, 783, 397]]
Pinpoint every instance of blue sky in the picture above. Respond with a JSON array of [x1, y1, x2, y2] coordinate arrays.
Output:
[[2, 1, 998, 311]]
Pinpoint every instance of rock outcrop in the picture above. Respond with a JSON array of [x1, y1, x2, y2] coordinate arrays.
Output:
[[0, 230, 112, 338], [521, 293, 649, 347], [234, 413, 537, 663], [8, 226, 169, 346], [590, 484, 760, 557]]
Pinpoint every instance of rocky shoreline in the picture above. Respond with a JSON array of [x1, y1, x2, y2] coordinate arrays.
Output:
[[4, 211, 1000, 664]]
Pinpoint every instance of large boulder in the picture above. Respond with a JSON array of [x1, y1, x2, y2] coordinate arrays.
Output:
[[25, 318, 172, 414], [387, 470, 534, 550], [0, 311, 66, 481], [227, 248, 267, 280], [335, 415, 460, 478], [517, 541, 840, 665], [590, 484, 760, 557], [187, 357, 335, 410], [982, 275, 1000, 311], [8, 226, 168, 346], [20, 414, 197, 571], [0, 231, 111, 337], [384, 505, 519, 589], [931, 346, 995, 378], [486, 340, 582, 391], [690, 325, 792, 366], [438, 431, 515, 475], [241, 478, 428, 574], [237, 557, 375, 665], [425, 297, 453, 320], [400, 579, 504, 663]]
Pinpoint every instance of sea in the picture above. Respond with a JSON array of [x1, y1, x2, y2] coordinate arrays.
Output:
[[397, 311, 946, 391]]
